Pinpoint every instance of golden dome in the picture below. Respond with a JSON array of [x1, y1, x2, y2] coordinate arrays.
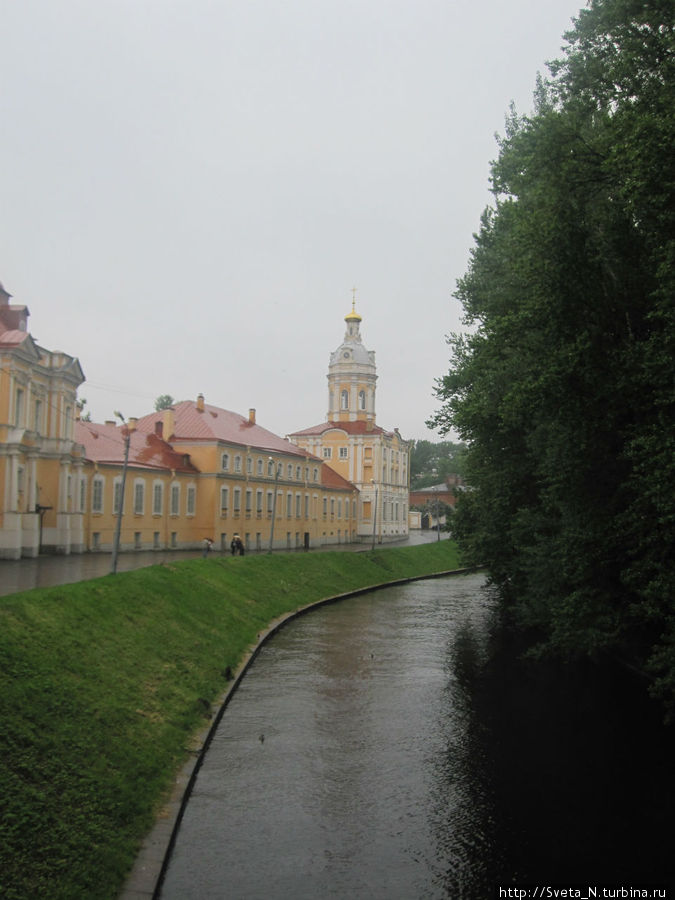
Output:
[[344, 293, 362, 322]]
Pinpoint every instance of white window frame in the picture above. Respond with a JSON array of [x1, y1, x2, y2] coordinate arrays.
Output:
[[92, 476, 104, 514], [133, 480, 145, 515], [153, 481, 163, 516], [186, 485, 196, 516]]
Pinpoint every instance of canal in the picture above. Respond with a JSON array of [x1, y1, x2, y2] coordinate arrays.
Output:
[[158, 574, 674, 898]]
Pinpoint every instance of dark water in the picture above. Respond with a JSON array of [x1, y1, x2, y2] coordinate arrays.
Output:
[[159, 575, 674, 899]]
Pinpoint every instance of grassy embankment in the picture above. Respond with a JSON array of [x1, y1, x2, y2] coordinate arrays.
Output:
[[0, 541, 461, 900]]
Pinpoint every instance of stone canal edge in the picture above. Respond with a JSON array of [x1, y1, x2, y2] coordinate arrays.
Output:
[[120, 567, 478, 899]]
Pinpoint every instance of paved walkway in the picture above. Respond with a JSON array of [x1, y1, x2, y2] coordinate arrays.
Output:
[[0, 531, 446, 597]]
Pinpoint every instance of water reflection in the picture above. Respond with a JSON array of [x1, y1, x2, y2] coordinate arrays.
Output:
[[158, 574, 675, 899], [160, 573, 495, 899]]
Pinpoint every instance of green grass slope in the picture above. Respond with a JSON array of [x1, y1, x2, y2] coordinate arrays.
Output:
[[0, 542, 460, 899]]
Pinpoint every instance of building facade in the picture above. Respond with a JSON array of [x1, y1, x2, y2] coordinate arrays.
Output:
[[73, 398, 359, 555], [1, 284, 411, 558], [0, 283, 86, 559], [289, 303, 410, 542]]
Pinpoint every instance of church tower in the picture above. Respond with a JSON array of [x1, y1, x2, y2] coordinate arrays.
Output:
[[327, 298, 377, 427], [289, 294, 410, 544]]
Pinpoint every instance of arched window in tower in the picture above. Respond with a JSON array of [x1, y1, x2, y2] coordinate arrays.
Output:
[[341, 390, 349, 410], [359, 390, 366, 410]]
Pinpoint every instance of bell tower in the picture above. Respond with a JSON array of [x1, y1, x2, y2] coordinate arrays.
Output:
[[327, 293, 377, 425]]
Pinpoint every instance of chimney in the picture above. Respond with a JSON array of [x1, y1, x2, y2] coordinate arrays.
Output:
[[105, 420, 116, 426], [128, 417, 138, 431], [248, 408, 256, 425], [163, 408, 175, 440], [197, 393, 205, 412]]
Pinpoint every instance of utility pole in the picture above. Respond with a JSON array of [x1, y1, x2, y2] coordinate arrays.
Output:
[[268, 458, 281, 553], [111, 412, 133, 575]]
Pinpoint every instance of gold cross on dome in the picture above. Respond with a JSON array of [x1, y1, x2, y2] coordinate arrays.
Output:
[[351, 286, 357, 311]]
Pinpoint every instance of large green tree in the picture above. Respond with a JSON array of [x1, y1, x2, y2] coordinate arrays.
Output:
[[430, 0, 674, 712]]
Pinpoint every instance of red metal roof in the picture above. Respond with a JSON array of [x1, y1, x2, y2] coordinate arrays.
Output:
[[0, 329, 30, 348], [135, 400, 310, 458], [321, 464, 359, 492], [75, 421, 198, 473], [289, 420, 390, 438]]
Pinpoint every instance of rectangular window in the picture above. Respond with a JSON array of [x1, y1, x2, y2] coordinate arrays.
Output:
[[267, 490, 274, 514], [15, 388, 24, 427], [256, 489, 263, 514], [245, 488, 252, 513], [134, 482, 144, 515], [153, 531, 160, 548], [295, 493, 302, 518], [233, 488, 241, 512], [153, 483, 163, 515], [322, 497, 328, 518], [92, 478, 104, 514], [34, 399, 42, 433], [247, 457, 253, 474], [339, 447, 348, 459], [305, 494, 309, 517], [79, 477, 86, 512], [220, 486, 229, 513], [134, 531, 142, 549], [286, 493, 292, 517], [186, 486, 196, 516], [171, 484, 180, 516], [322, 447, 332, 459], [93, 532, 100, 550], [171, 531, 178, 548], [113, 480, 123, 515]]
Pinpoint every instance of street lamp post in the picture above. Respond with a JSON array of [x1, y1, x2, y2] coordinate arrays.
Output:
[[268, 458, 281, 553], [111, 412, 132, 575], [371, 480, 379, 551]]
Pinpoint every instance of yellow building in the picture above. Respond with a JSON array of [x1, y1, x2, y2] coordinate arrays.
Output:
[[3, 284, 409, 558], [73, 398, 359, 554], [74, 418, 200, 554], [0, 283, 85, 559], [289, 302, 410, 542], [130, 397, 359, 552]]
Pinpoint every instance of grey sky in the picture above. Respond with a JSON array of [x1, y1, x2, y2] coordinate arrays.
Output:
[[2, 0, 582, 441]]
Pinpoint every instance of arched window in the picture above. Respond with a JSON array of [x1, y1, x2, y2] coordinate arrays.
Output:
[[341, 389, 349, 410], [359, 390, 366, 410]]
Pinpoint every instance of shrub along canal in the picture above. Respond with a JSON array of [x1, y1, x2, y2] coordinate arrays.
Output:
[[157, 573, 674, 898]]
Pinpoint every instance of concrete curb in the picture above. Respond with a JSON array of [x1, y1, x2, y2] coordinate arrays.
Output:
[[120, 566, 477, 899]]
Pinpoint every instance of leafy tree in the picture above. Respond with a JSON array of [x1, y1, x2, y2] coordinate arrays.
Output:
[[410, 439, 468, 487], [76, 398, 92, 422], [154, 394, 175, 411], [429, 0, 675, 714]]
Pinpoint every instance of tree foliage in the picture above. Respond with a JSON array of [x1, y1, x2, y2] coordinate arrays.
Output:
[[430, 0, 675, 713], [154, 394, 175, 411], [409, 439, 468, 487]]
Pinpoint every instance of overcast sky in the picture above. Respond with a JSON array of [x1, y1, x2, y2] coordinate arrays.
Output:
[[2, 0, 582, 442]]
